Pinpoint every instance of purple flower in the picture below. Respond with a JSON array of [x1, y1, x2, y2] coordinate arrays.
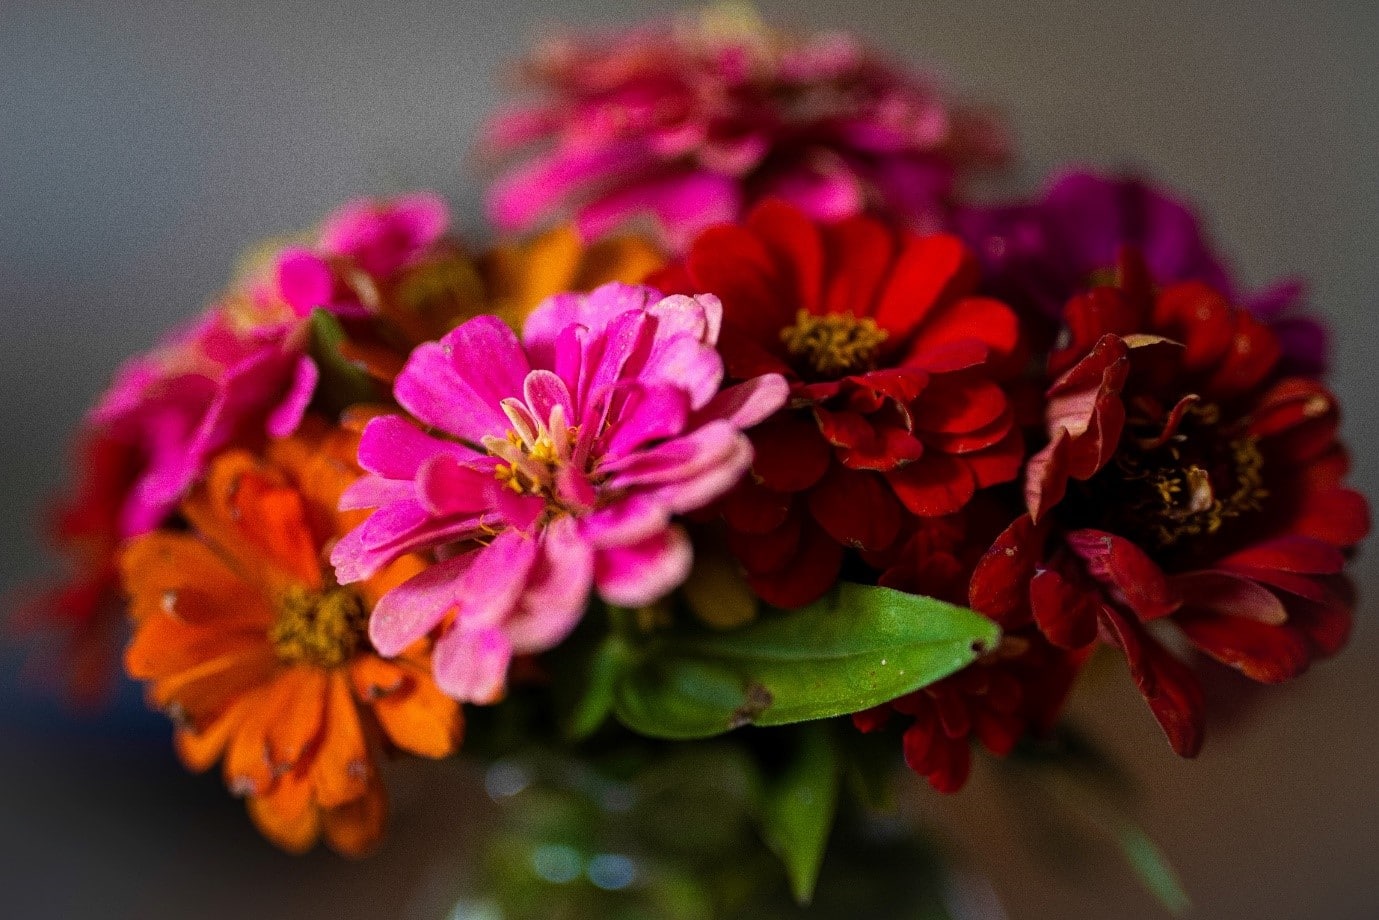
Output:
[[331, 283, 788, 704], [954, 170, 1329, 374], [483, 9, 1007, 251]]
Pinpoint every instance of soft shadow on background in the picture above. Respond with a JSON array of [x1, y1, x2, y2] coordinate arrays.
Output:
[[1, 1, 1376, 918]]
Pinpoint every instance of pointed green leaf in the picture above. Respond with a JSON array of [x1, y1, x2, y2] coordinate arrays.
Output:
[[613, 583, 1001, 740], [1117, 824, 1191, 915], [758, 725, 841, 906], [307, 308, 380, 414]]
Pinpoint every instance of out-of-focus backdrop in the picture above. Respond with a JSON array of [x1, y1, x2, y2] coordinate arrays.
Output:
[[1, 1, 1375, 918]]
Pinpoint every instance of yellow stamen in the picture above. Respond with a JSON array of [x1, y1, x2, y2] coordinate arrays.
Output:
[[780, 309, 889, 378], [269, 585, 368, 668]]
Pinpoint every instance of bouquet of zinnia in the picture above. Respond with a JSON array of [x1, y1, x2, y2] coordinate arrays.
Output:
[[17, 5, 1369, 917]]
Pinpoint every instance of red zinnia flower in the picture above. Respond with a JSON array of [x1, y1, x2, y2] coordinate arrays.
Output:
[[653, 200, 1023, 607], [854, 511, 1085, 792], [971, 252, 1370, 756]]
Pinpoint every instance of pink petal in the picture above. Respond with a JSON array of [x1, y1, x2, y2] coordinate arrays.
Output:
[[275, 249, 336, 316], [265, 355, 318, 438], [455, 529, 541, 629], [357, 414, 478, 479], [600, 382, 690, 460], [579, 495, 672, 549], [394, 317, 529, 441], [433, 625, 513, 705], [505, 517, 596, 652], [691, 373, 789, 428], [368, 552, 477, 656], [417, 454, 500, 517], [594, 525, 694, 607]]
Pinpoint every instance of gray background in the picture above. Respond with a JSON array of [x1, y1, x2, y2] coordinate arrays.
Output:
[[1, 1, 1375, 918]]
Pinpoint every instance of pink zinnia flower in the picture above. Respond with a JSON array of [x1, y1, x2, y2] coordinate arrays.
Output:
[[331, 283, 788, 704], [273, 191, 450, 318], [91, 311, 317, 537], [483, 9, 1007, 250]]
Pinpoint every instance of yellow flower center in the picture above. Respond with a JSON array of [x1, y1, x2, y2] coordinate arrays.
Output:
[[780, 309, 889, 379], [269, 585, 369, 668]]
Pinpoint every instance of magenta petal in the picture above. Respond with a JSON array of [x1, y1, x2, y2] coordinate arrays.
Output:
[[455, 529, 540, 628], [433, 625, 513, 705], [265, 355, 318, 438], [417, 454, 499, 517], [600, 382, 690, 460], [691, 373, 789, 428], [275, 249, 336, 316], [579, 495, 671, 549], [368, 552, 477, 656], [357, 414, 478, 479], [594, 526, 693, 607], [522, 369, 575, 427], [601, 421, 753, 513], [505, 517, 596, 653], [394, 341, 513, 442], [339, 474, 413, 512]]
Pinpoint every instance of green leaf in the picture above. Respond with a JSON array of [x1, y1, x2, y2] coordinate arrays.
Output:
[[561, 634, 631, 741], [758, 725, 841, 905], [1117, 824, 1191, 915], [307, 308, 379, 414], [612, 583, 1001, 740]]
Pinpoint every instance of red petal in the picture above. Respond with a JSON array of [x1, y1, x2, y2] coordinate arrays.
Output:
[[1204, 310, 1280, 399], [1169, 571, 1287, 624], [1098, 605, 1205, 757], [806, 465, 902, 552], [821, 215, 896, 318], [686, 225, 793, 344], [1030, 569, 1100, 649], [914, 377, 1008, 434], [1151, 281, 1235, 374], [963, 428, 1024, 488], [969, 514, 1041, 625], [872, 233, 976, 339], [746, 522, 844, 609], [906, 296, 1019, 367], [886, 454, 976, 516], [1176, 613, 1311, 684], [1289, 487, 1371, 548], [720, 477, 792, 535], [727, 506, 804, 575], [1218, 536, 1344, 576], [750, 413, 832, 493], [747, 200, 823, 315], [1065, 529, 1180, 621]]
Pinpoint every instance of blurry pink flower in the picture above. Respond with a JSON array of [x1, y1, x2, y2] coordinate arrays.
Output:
[[483, 10, 1007, 250], [331, 283, 788, 703], [274, 192, 450, 317], [91, 311, 317, 537]]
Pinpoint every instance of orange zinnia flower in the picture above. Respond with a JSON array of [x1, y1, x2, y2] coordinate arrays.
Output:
[[120, 423, 462, 856]]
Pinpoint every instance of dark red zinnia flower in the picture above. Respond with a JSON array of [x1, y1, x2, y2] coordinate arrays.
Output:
[[855, 511, 1086, 792], [653, 200, 1024, 607], [971, 251, 1370, 756]]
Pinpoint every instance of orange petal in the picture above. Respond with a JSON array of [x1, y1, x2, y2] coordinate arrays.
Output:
[[348, 655, 408, 702], [311, 672, 373, 809], [322, 777, 387, 858], [147, 646, 277, 729], [125, 611, 264, 681], [264, 666, 328, 773], [222, 684, 281, 798], [174, 695, 250, 773], [120, 532, 267, 627], [357, 553, 429, 608], [373, 663, 463, 759], [247, 773, 322, 855]]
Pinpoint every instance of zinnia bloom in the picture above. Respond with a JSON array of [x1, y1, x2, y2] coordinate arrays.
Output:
[[955, 171, 1328, 373], [330, 283, 788, 704], [853, 511, 1085, 792], [971, 251, 1369, 756], [484, 7, 1007, 250], [121, 424, 461, 856], [652, 200, 1024, 608]]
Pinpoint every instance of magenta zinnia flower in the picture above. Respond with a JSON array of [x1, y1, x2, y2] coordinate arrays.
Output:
[[331, 283, 788, 704], [955, 171, 1329, 373], [483, 8, 1007, 250]]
